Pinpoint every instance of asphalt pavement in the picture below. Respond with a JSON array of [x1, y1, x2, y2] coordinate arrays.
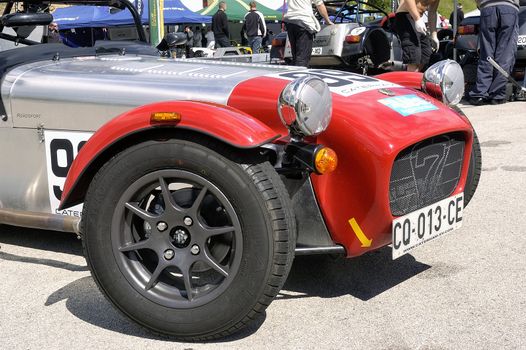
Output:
[[1, 101, 525, 349]]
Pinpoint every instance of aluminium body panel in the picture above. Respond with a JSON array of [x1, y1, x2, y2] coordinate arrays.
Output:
[[1, 56, 299, 131], [0, 128, 50, 212], [0, 55, 299, 215]]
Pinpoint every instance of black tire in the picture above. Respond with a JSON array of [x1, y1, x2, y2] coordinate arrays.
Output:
[[505, 82, 514, 101], [462, 62, 478, 97], [437, 29, 453, 41], [82, 138, 296, 340], [464, 130, 482, 207], [444, 41, 454, 59]]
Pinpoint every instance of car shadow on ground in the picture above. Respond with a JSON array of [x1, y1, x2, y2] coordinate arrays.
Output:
[[0, 225, 264, 342], [44, 275, 267, 342], [0, 224, 87, 271], [0, 224, 83, 255], [0, 250, 88, 271], [279, 248, 431, 301], [1, 225, 430, 341]]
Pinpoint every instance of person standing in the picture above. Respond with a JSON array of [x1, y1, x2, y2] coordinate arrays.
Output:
[[242, 1, 267, 54], [283, 0, 334, 67], [449, 3, 464, 28], [184, 26, 194, 58], [205, 27, 215, 49], [394, 0, 440, 72], [212, 1, 230, 48], [193, 26, 203, 48], [468, 0, 520, 105], [47, 22, 62, 43]]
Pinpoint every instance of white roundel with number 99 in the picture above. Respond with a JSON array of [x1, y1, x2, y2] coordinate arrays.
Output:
[[44, 130, 93, 217]]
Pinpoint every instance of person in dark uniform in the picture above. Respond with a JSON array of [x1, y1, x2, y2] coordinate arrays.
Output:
[[47, 22, 62, 43], [468, 0, 520, 105], [449, 3, 464, 28], [212, 1, 230, 48], [184, 26, 194, 58]]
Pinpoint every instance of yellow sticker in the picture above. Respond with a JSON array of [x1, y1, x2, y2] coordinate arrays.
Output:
[[348, 218, 373, 248]]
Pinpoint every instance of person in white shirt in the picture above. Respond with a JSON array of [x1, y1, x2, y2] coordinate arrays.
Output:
[[283, 0, 333, 66]]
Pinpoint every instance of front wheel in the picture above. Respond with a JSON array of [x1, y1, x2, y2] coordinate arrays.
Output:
[[82, 138, 296, 340]]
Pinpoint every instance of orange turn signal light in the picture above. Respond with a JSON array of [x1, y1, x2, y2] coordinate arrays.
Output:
[[315, 147, 338, 174], [271, 38, 284, 47], [345, 34, 361, 44], [150, 112, 182, 124]]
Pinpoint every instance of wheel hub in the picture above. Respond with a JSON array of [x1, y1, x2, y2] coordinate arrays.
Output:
[[113, 169, 243, 308], [170, 226, 191, 248]]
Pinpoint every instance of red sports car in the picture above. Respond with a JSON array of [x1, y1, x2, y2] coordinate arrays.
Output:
[[0, 0, 481, 340]]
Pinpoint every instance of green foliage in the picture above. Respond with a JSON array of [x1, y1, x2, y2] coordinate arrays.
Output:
[[356, 0, 479, 16], [438, 0, 478, 17], [367, 0, 392, 12]]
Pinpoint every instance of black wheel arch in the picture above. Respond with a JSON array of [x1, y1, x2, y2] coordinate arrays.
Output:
[[449, 105, 482, 207], [62, 128, 278, 212], [464, 129, 482, 207]]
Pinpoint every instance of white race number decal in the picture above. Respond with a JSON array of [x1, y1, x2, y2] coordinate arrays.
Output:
[[44, 130, 93, 217], [269, 69, 399, 97], [518, 35, 526, 46], [350, 27, 366, 36], [311, 47, 323, 55]]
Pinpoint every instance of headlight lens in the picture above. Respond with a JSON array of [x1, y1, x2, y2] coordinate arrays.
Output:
[[422, 60, 464, 106], [278, 75, 332, 137]]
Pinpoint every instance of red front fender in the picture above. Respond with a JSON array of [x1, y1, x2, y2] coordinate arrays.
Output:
[[59, 101, 279, 209]]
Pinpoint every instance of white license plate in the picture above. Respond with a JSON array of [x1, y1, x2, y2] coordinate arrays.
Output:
[[311, 47, 323, 55], [392, 193, 464, 259], [518, 35, 526, 46]]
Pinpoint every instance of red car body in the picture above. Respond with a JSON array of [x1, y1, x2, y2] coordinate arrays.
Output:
[[60, 71, 474, 258]]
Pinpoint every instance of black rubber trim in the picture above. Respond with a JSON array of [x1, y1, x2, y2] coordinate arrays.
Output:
[[294, 245, 346, 256], [59, 126, 280, 210]]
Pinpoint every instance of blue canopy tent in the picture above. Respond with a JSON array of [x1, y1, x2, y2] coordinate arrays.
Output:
[[53, 0, 211, 29], [53, 6, 111, 29], [158, 0, 211, 24]]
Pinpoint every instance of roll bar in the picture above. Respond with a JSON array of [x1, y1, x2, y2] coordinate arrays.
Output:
[[0, 0, 147, 43]]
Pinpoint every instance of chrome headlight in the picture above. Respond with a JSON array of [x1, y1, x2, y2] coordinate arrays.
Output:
[[278, 75, 332, 137], [422, 60, 464, 106]]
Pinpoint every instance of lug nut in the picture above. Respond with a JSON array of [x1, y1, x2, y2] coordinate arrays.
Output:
[[164, 249, 175, 260], [157, 222, 168, 232], [190, 244, 200, 255], [184, 217, 193, 226], [144, 222, 152, 237]]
